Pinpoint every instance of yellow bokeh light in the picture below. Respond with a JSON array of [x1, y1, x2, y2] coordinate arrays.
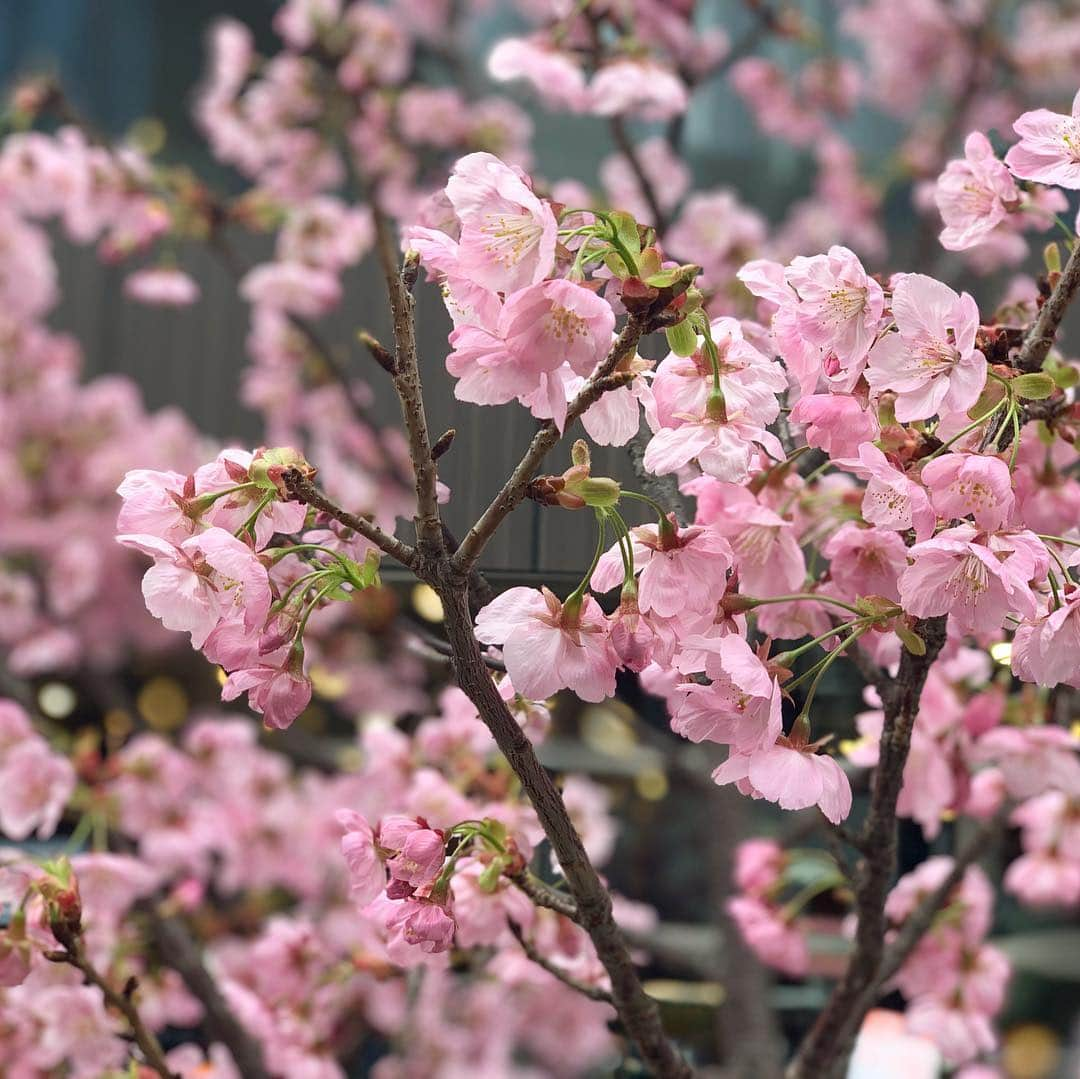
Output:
[[136, 677, 188, 731], [38, 682, 76, 720], [581, 706, 637, 758], [989, 642, 1012, 665], [411, 583, 444, 622], [635, 767, 669, 801]]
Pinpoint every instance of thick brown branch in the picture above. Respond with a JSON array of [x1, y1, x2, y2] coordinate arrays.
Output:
[[787, 615, 948, 1079], [508, 920, 615, 1004], [282, 468, 417, 568], [1017, 238, 1080, 372], [452, 316, 648, 573], [436, 579, 692, 1077], [144, 908, 271, 1079], [48, 937, 178, 1079]]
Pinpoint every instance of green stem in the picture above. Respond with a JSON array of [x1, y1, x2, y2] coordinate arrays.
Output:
[[779, 872, 848, 921], [772, 617, 872, 666], [778, 460, 835, 515], [750, 594, 867, 617], [923, 397, 1008, 461], [567, 513, 608, 604], [788, 625, 872, 709], [235, 490, 274, 538]]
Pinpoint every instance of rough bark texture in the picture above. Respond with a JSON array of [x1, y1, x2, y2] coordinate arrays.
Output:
[[786, 615, 948, 1079], [1017, 238, 1080, 372], [437, 576, 693, 1077]]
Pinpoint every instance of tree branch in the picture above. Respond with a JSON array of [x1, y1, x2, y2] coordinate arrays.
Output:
[[143, 908, 272, 1079], [372, 205, 444, 557], [510, 869, 582, 922], [508, 919, 615, 1004], [609, 115, 668, 234], [47, 935, 178, 1079], [787, 615, 948, 1079], [282, 468, 417, 569], [451, 316, 649, 573], [435, 579, 692, 1077], [1017, 238, 1080, 372]]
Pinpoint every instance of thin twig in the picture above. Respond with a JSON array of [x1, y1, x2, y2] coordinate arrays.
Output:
[[510, 869, 582, 922], [282, 468, 417, 568], [609, 115, 668, 234], [371, 204, 444, 557], [451, 316, 649, 573], [47, 937, 178, 1079], [508, 920, 615, 1004]]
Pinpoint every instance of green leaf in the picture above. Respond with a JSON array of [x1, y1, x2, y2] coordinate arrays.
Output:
[[1012, 372, 1056, 400], [896, 624, 926, 656], [1044, 241, 1062, 274], [1047, 358, 1079, 389], [665, 318, 698, 357], [608, 211, 641, 259]]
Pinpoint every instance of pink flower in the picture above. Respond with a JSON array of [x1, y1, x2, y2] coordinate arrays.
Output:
[[221, 652, 312, 730], [715, 741, 853, 823], [337, 809, 385, 905], [785, 245, 885, 384], [1005, 90, 1080, 189], [905, 997, 996, 1066], [474, 587, 619, 702], [447, 279, 614, 431], [921, 453, 1015, 530], [590, 517, 733, 618], [450, 857, 535, 949], [866, 274, 986, 422], [669, 652, 782, 754], [849, 443, 935, 541], [822, 522, 908, 602], [239, 261, 342, 317], [936, 132, 1020, 251], [0, 737, 75, 840], [445, 152, 558, 294], [387, 827, 446, 890], [643, 411, 783, 485], [734, 838, 785, 896], [117, 529, 271, 649], [1011, 589, 1080, 689], [124, 267, 201, 306], [382, 895, 456, 956], [711, 495, 807, 599], [789, 394, 879, 461], [487, 37, 588, 112], [899, 526, 1046, 636], [588, 59, 688, 122], [1004, 850, 1080, 908], [726, 895, 809, 976]]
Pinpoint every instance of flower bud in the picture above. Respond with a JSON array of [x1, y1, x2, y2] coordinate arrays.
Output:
[[251, 446, 316, 498]]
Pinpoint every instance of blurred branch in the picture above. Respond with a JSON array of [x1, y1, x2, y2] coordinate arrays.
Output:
[[508, 920, 614, 1004]]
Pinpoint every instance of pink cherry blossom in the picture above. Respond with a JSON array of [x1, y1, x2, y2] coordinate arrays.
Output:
[[849, 443, 936, 541], [1005, 89, 1080, 189], [921, 453, 1015, 530], [726, 895, 809, 976], [588, 59, 688, 122], [445, 152, 557, 294], [0, 737, 75, 840], [866, 274, 986, 422], [899, 526, 1046, 636], [590, 517, 733, 618], [239, 262, 342, 317], [474, 587, 619, 702], [221, 652, 312, 730], [447, 279, 614, 431], [487, 37, 588, 112], [789, 394, 880, 461], [785, 245, 885, 385], [123, 267, 201, 307], [822, 522, 908, 602], [1011, 589, 1080, 689], [117, 529, 271, 649], [936, 132, 1020, 251], [714, 741, 853, 823], [337, 810, 385, 905], [733, 838, 785, 896]]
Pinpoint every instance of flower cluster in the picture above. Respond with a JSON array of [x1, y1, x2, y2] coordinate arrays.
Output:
[[886, 860, 1008, 1065]]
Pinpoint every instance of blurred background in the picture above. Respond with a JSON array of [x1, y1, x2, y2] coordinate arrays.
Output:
[[2, 1, 1080, 1076]]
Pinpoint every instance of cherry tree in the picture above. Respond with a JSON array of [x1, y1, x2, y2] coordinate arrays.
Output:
[[2, 2, 1080, 1077]]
